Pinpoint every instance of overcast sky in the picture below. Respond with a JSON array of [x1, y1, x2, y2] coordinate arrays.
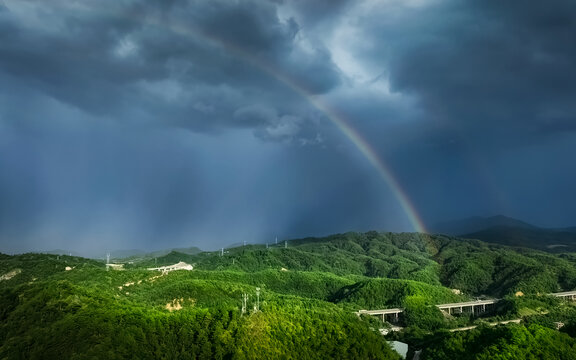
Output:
[[1, 0, 575, 255]]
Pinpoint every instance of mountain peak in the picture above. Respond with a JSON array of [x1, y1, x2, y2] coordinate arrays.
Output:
[[431, 215, 537, 236], [483, 215, 538, 229]]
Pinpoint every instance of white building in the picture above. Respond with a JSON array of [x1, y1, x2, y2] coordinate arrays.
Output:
[[147, 261, 193, 272]]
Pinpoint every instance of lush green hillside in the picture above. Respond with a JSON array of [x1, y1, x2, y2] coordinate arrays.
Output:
[[142, 231, 576, 297], [0, 253, 104, 286], [332, 278, 464, 309], [3, 230, 576, 358], [0, 281, 398, 359], [0, 262, 400, 359], [422, 324, 576, 359]]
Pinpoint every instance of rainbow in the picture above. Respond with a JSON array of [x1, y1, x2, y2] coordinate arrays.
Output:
[[186, 24, 427, 233], [259, 67, 427, 233], [310, 101, 427, 234], [37, 3, 427, 233]]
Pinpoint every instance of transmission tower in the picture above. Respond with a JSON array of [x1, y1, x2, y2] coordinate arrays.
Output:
[[255, 287, 261, 312], [241, 293, 249, 315]]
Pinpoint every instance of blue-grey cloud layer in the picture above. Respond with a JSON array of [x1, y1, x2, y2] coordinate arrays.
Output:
[[1, 0, 575, 255]]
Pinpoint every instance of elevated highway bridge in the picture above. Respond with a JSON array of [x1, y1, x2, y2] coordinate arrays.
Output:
[[356, 291, 576, 322]]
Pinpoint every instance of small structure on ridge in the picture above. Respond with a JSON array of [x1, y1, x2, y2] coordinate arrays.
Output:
[[147, 261, 193, 272]]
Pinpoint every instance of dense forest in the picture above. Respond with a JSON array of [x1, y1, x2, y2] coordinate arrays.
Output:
[[2, 232, 576, 358]]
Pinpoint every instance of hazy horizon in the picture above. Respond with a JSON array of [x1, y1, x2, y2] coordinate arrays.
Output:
[[3, 213, 575, 258]]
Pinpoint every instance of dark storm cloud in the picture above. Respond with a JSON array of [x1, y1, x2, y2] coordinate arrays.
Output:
[[0, 0, 340, 139], [359, 0, 576, 145], [287, 0, 352, 28], [0, 0, 350, 255], [197, 1, 298, 53], [313, 0, 576, 227], [1, 0, 576, 255]]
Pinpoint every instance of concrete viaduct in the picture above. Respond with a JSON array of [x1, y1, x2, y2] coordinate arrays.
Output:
[[356, 291, 576, 322]]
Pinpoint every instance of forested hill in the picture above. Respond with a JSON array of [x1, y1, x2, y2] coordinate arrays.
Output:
[[2, 232, 576, 359], [135, 231, 576, 297], [0, 252, 401, 359]]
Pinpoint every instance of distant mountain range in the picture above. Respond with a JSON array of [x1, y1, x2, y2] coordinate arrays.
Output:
[[33, 216, 576, 258], [124, 246, 202, 260], [431, 215, 576, 252], [41, 246, 202, 260], [43, 249, 85, 257]]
